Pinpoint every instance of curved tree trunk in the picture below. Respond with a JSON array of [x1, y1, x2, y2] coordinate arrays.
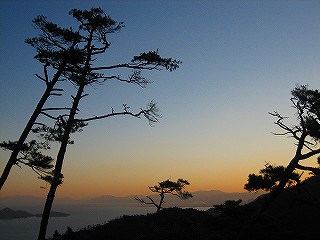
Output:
[[237, 156, 302, 240]]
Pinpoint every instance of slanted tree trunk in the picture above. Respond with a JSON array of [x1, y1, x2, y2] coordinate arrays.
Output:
[[37, 83, 85, 240], [237, 158, 299, 240], [238, 133, 318, 240], [157, 192, 165, 213], [0, 65, 66, 190], [37, 30, 93, 240], [36, 7, 181, 239]]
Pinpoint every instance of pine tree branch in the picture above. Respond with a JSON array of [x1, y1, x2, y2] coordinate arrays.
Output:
[[39, 111, 60, 120], [90, 63, 160, 71], [41, 107, 72, 111], [296, 164, 320, 174], [134, 196, 158, 208], [300, 148, 320, 160], [77, 102, 160, 126]]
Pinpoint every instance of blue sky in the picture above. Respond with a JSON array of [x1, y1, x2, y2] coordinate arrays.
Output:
[[1, 0, 320, 198]]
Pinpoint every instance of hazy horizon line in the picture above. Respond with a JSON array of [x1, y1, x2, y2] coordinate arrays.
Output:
[[0, 189, 260, 200]]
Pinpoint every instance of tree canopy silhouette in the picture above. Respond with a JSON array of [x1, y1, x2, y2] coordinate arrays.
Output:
[[239, 85, 320, 240], [244, 162, 302, 192], [245, 85, 320, 196], [30, 8, 181, 240], [0, 11, 86, 190], [135, 178, 193, 213], [0, 140, 55, 183]]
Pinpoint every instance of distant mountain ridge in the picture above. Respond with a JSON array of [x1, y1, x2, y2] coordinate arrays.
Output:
[[57, 190, 261, 208], [0, 190, 261, 208]]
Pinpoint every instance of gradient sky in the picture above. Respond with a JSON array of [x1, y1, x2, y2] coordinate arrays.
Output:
[[1, 0, 320, 199]]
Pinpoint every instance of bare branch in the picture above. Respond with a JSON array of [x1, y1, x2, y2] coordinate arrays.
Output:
[[80, 93, 89, 99], [52, 88, 64, 92], [43, 63, 49, 82], [40, 111, 59, 120], [35, 63, 50, 85], [90, 63, 161, 71], [296, 164, 320, 175], [35, 74, 47, 83], [134, 196, 157, 207], [78, 110, 142, 122], [146, 196, 159, 206], [77, 101, 161, 126], [300, 148, 320, 160], [49, 93, 63, 96], [34, 122, 48, 127], [41, 107, 72, 111], [269, 111, 302, 141]]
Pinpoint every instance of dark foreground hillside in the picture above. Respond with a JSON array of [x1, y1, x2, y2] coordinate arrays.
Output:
[[49, 176, 320, 240], [49, 207, 242, 240]]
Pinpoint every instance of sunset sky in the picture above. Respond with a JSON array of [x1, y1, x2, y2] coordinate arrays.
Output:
[[1, 0, 320, 199]]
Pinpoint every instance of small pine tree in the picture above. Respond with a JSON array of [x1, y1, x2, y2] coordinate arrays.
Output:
[[135, 178, 193, 213]]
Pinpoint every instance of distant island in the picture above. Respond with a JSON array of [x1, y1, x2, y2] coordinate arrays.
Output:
[[0, 207, 69, 219]]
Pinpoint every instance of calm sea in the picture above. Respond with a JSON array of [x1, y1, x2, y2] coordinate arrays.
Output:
[[0, 205, 154, 240]]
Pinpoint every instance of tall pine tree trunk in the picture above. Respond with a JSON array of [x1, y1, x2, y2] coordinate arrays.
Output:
[[38, 32, 93, 240], [37, 83, 85, 240], [0, 65, 65, 190]]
